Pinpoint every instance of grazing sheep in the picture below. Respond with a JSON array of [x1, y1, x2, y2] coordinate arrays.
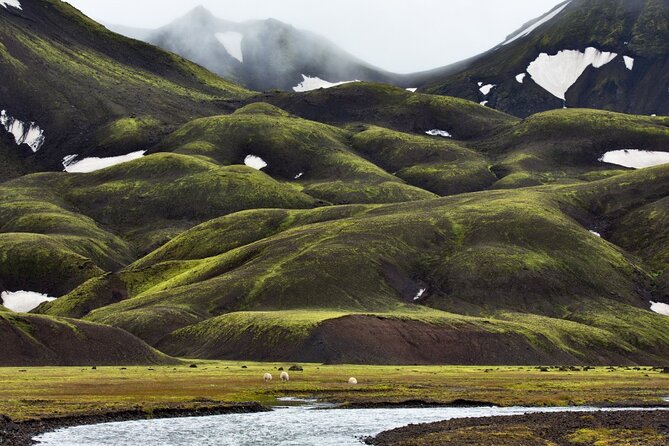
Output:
[[263, 373, 273, 382], [348, 377, 358, 385], [280, 371, 290, 382]]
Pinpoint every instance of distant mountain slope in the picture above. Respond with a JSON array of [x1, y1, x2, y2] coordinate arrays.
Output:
[[0, 0, 252, 171], [413, 0, 669, 117], [108, 6, 404, 92]]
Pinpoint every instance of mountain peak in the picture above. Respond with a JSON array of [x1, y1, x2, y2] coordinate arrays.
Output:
[[184, 5, 215, 21]]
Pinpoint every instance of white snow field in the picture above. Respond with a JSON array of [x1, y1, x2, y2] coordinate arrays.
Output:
[[63, 151, 147, 173], [516, 73, 527, 84], [623, 56, 635, 71], [292, 75, 359, 92], [215, 32, 244, 63], [651, 301, 669, 316], [479, 84, 496, 95], [599, 150, 669, 169], [244, 154, 268, 170], [0, 0, 21, 9], [425, 129, 452, 138], [527, 47, 618, 100], [1, 109, 45, 152], [501, 1, 571, 46], [1, 291, 56, 313]]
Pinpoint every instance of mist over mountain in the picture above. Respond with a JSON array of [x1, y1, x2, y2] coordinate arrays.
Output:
[[108, 6, 404, 91]]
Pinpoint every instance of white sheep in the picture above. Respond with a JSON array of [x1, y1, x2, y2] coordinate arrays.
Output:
[[348, 377, 358, 385], [280, 371, 290, 382], [263, 373, 273, 382]]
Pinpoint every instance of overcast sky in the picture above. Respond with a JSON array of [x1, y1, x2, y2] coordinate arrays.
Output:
[[64, 0, 562, 73]]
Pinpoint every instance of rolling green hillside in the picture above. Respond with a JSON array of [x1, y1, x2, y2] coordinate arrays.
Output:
[[0, 0, 252, 170], [30, 166, 669, 365], [3, 0, 669, 367]]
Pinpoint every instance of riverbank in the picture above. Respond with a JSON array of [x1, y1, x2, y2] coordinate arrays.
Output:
[[367, 410, 669, 445], [0, 402, 267, 446]]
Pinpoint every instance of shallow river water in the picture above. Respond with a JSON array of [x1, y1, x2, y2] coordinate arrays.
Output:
[[34, 405, 665, 446]]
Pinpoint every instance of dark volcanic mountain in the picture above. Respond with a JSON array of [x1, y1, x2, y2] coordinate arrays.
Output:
[[413, 0, 669, 117], [108, 6, 403, 92]]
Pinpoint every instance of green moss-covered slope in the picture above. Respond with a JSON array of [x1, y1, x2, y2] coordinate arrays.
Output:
[[50, 165, 669, 364], [161, 103, 436, 204], [0, 0, 253, 170]]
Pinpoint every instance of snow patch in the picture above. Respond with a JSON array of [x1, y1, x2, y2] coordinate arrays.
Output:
[[413, 289, 426, 301], [479, 84, 496, 96], [425, 129, 452, 138], [650, 301, 669, 316], [244, 155, 267, 170], [516, 73, 527, 84], [480, 101, 489, 106], [0, 0, 21, 9], [215, 32, 244, 63], [623, 56, 634, 71], [1, 291, 55, 313], [292, 75, 359, 92], [589, 230, 601, 237], [599, 150, 669, 169], [63, 151, 146, 173], [406, 88, 417, 93], [526, 47, 618, 100], [502, 2, 571, 46], [1, 109, 45, 152], [294, 172, 304, 179]]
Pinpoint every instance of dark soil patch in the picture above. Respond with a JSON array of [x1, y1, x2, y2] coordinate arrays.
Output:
[[367, 410, 669, 445]]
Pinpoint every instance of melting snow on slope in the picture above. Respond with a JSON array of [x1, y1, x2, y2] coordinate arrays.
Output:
[[589, 230, 601, 237], [425, 129, 452, 138], [244, 154, 267, 170], [501, 2, 571, 46], [516, 73, 527, 84], [599, 150, 669, 169], [480, 101, 489, 106], [623, 56, 635, 71], [1, 291, 55, 313], [413, 289, 426, 301], [650, 301, 669, 316], [293, 75, 359, 92], [0, 0, 21, 9], [1, 109, 45, 152], [406, 88, 418, 93], [526, 47, 618, 100], [215, 32, 244, 63], [63, 151, 146, 173], [479, 84, 496, 95]]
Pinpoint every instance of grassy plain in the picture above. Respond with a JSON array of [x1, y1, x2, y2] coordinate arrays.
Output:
[[0, 363, 667, 421]]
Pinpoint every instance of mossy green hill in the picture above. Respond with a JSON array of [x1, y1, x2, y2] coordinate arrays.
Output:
[[31, 165, 669, 365], [0, 0, 252, 170], [3, 1, 669, 367]]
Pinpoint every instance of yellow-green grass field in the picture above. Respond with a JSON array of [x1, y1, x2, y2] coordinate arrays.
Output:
[[0, 363, 667, 421]]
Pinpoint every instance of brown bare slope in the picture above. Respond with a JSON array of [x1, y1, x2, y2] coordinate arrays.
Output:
[[0, 309, 174, 366]]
